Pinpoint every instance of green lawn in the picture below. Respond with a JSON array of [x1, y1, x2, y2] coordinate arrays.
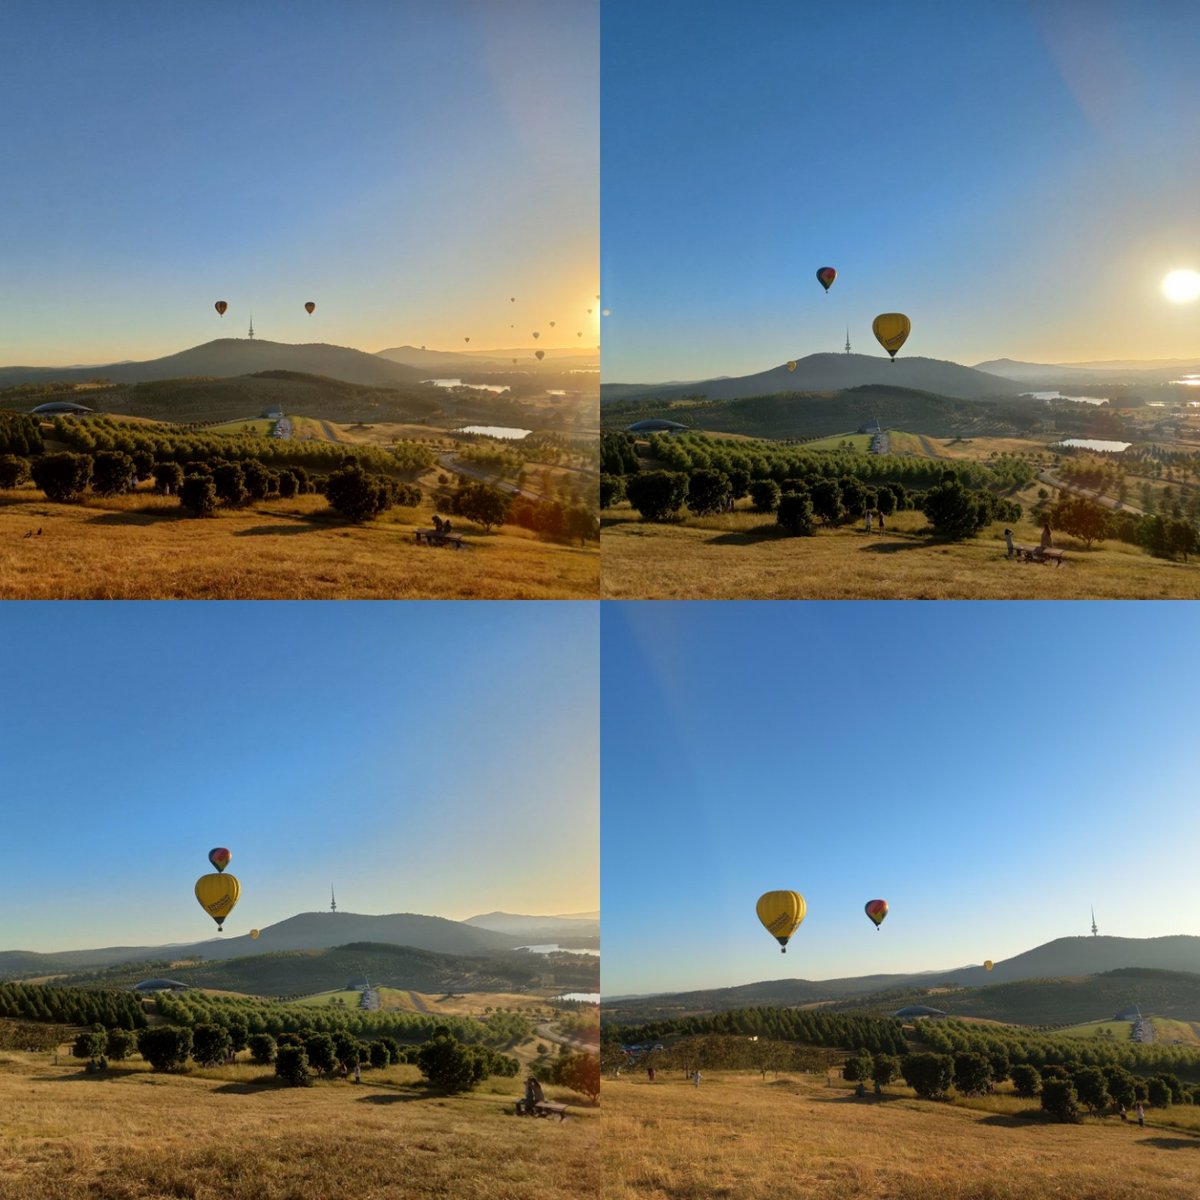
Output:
[[292, 989, 364, 1008], [1058, 1020, 1133, 1039]]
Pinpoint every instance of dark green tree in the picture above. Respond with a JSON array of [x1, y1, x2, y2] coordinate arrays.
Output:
[[191, 1022, 232, 1067], [1010, 1063, 1041, 1098], [137, 1026, 193, 1072], [553, 1052, 600, 1103], [179, 474, 218, 517], [31, 452, 92, 503], [1072, 1066, 1111, 1114], [624, 471, 689, 522], [686, 469, 731, 516], [776, 490, 815, 536], [1040, 1077, 1081, 1123], [450, 482, 512, 531], [953, 1052, 992, 1097], [749, 479, 781, 513], [211, 461, 248, 508], [417, 1033, 488, 1094], [153, 461, 184, 494], [90, 450, 134, 497], [900, 1053, 954, 1100], [247, 1033, 276, 1065], [923, 478, 986, 540], [0, 455, 30, 488], [809, 478, 843, 525], [274, 1044, 311, 1087]]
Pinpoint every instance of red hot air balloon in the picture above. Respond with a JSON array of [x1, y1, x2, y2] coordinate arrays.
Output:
[[816, 267, 837, 293], [864, 899, 888, 929], [304, 302, 316, 314], [208, 847, 232, 873], [214, 301, 228, 316]]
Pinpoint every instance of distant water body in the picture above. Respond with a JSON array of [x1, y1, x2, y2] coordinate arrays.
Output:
[[516, 943, 600, 957], [551, 991, 599, 1004], [1028, 390, 1109, 405], [423, 378, 510, 394], [1053, 438, 1131, 453], [458, 425, 531, 440]]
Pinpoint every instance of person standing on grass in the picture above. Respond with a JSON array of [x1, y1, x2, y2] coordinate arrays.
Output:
[[1041, 520, 1053, 550], [1004, 528, 1015, 559], [877, 510, 884, 533], [865, 509, 873, 534], [1137, 1102, 1145, 1128], [692, 1070, 701, 1088]]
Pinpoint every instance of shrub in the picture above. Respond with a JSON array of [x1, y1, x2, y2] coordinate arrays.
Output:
[[922, 478, 987, 540], [417, 1034, 488, 1094], [324, 464, 395, 523], [901, 1053, 954, 1100], [90, 450, 134, 497], [275, 1045, 311, 1087], [749, 479, 781, 513], [686, 468, 731, 516], [105, 1028, 137, 1061], [553, 1052, 600, 1103], [211, 461, 248, 508], [179, 473, 218, 518], [0, 454, 30, 488], [776, 490, 815, 536], [450, 481, 512, 531], [1041, 1077, 1081, 1123], [153, 461, 184, 494], [600, 474, 626, 509], [625, 471, 688, 522], [191, 1023, 232, 1067], [31, 452, 92, 502], [247, 1033, 276, 1065], [1010, 1063, 1040, 1098], [137, 1026, 193, 1072]]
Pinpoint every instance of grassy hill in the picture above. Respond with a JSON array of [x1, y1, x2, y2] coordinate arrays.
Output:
[[54, 941, 599, 997]]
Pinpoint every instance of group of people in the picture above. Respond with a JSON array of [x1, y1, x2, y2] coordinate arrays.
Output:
[[1003, 522, 1053, 559], [863, 510, 886, 534], [432, 515, 454, 534]]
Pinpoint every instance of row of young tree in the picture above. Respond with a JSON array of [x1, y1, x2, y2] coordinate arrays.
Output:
[[0, 412, 43, 456], [47, 414, 433, 473], [0, 982, 146, 1030], [1048, 494, 1200, 561], [605, 466, 1022, 541], [843, 1047, 1199, 1123], [604, 1006, 909, 1057], [152, 990, 527, 1048]]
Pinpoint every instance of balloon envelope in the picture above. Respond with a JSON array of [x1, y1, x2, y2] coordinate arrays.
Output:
[[304, 301, 315, 314], [195, 873, 240, 930], [872, 313, 911, 359], [208, 847, 231, 872], [816, 266, 837, 292], [787, 360, 797, 372], [864, 899, 888, 928], [214, 301, 227, 316], [250, 929, 260, 940], [984, 960, 994, 971], [535, 350, 545, 360], [756, 890, 806, 952]]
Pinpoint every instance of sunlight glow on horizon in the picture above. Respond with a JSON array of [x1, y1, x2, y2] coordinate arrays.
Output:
[[1162, 269, 1200, 304]]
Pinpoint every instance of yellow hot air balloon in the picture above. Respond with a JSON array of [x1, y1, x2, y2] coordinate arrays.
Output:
[[984, 960, 994, 971], [787, 360, 797, 372], [250, 929, 260, 940], [756, 890, 806, 953], [872, 313, 911, 361], [195, 872, 240, 931]]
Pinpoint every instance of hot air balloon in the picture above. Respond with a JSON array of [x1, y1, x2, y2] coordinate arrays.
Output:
[[864, 899, 888, 930], [304, 302, 316, 314], [756, 890, 806, 953], [214, 301, 228, 317], [549, 321, 555, 327], [587, 308, 593, 314], [787, 361, 797, 372], [250, 929, 260, 940], [510, 297, 516, 302], [984, 960, 994, 971], [602, 309, 611, 317], [532, 331, 540, 339], [535, 350, 545, 361], [512, 358, 518, 364], [208, 847, 231, 872], [464, 337, 470, 343], [816, 266, 837, 293], [872, 313, 911, 361], [195, 872, 240, 931]]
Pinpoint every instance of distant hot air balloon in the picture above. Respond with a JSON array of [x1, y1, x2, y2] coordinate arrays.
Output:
[[816, 266, 837, 293], [984, 960, 994, 971], [510, 297, 516, 302], [532, 331, 540, 339], [549, 321, 556, 327], [304, 301, 316, 314], [214, 301, 228, 316], [195, 872, 240, 931], [602, 309, 611, 317], [864, 899, 888, 930], [872, 313, 911, 361], [756, 890, 806, 953], [512, 358, 518, 364], [577, 331, 583, 337], [587, 308, 593, 314], [787, 361, 797, 372], [535, 350, 545, 361], [464, 337, 470, 343], [208, 847, 231, 872], [250, 929, 260, 940]]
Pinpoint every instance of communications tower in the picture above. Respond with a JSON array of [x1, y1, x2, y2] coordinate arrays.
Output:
[[845, 326, 851, 354], [1091, 906, 1098, 937], [330, 885, 337, 913], [248, 313, 255, 340]]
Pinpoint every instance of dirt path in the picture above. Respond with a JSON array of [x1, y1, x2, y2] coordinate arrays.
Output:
[[436, 453, 540, 500], [1039, 468, 1146, 515]]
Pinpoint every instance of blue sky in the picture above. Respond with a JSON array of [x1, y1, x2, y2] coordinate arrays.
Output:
[[2, 1, 598, 365], [0, 601, 598, 952], [602, 601, 1200, 996], [601, 0, 1200, 381]]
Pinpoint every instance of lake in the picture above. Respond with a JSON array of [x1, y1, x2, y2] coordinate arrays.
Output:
[[423, 378, 510, 394], [516, 943, 600, 957], [1171, 376, 1200, 386], [1053, 438, 1131, 453], [458, 425, 531, 440], [551, 992, 599, 1004], [1027, 390, 1109, 405]]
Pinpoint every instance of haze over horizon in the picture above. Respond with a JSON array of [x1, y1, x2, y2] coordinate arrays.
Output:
[[601, 602, 1200, 997], [1, 1, 597, 367], [602, 1, 1200, 383], [0, 602, 598, 953]]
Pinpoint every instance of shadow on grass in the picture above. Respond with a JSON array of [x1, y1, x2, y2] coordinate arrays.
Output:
[[211, 1079, 282, 1095], [88, 508, 192, 526], [858, 537, 932, 554], [1141, 1134, 1200, 1149], [233, 523, 322, 537], [43, 1066, 153, 1083], [977, 1111, 1046, 1128], [358, 1087, 438, 1106]]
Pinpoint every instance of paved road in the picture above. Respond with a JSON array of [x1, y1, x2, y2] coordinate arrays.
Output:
[[437, 452, 540, 501], [1038, 469, 1146, 516], [535, 1021, 597, 1055], [320, 420, 344, 443]]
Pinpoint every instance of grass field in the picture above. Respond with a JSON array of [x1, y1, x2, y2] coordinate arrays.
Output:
[[601, 505, 1200, 599], [1150, 1019, 1200, 1046], [1058, 1021, 1133, 1040], [0, 486, 598, 599], [604, 1070, 1200, 1200], [0, 1050, 597, 1200]]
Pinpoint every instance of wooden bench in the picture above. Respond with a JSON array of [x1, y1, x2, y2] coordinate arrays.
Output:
[[514, 1099, 569, 1120], [1014, 545, 1066, 566], [414, 529, 464, 549]]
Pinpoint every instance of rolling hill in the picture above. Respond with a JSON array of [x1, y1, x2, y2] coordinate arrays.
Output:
[[975, 357, 1200, 386], [464, 911, 601, 941], [0, 339, 429, 390], [0, 911, 533, 979], [602, 353, 1021, 405]]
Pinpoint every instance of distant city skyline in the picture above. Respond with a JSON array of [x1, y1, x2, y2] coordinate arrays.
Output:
[[602, 601, 1200, 996], [1, 2, 597, 366], [602, 1, 1200, 382], [0, 602, 598, 952]]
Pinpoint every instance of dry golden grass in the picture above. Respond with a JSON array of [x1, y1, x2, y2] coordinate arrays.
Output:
[[0, 1050, 597, 1200], [0, 486, 598, 599], [604, 1071, 1200, 1200], [601, 505, 1200, 598]]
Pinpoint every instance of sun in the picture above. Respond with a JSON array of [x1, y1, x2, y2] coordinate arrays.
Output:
[[1162, 269, 1200, 303]]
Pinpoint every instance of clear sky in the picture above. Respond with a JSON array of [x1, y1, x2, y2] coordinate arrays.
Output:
[[602, 601, 1200, 997], [0, 601, 598, 952], [2, 1, 598, 366], [601, 0, 1200, 382]]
